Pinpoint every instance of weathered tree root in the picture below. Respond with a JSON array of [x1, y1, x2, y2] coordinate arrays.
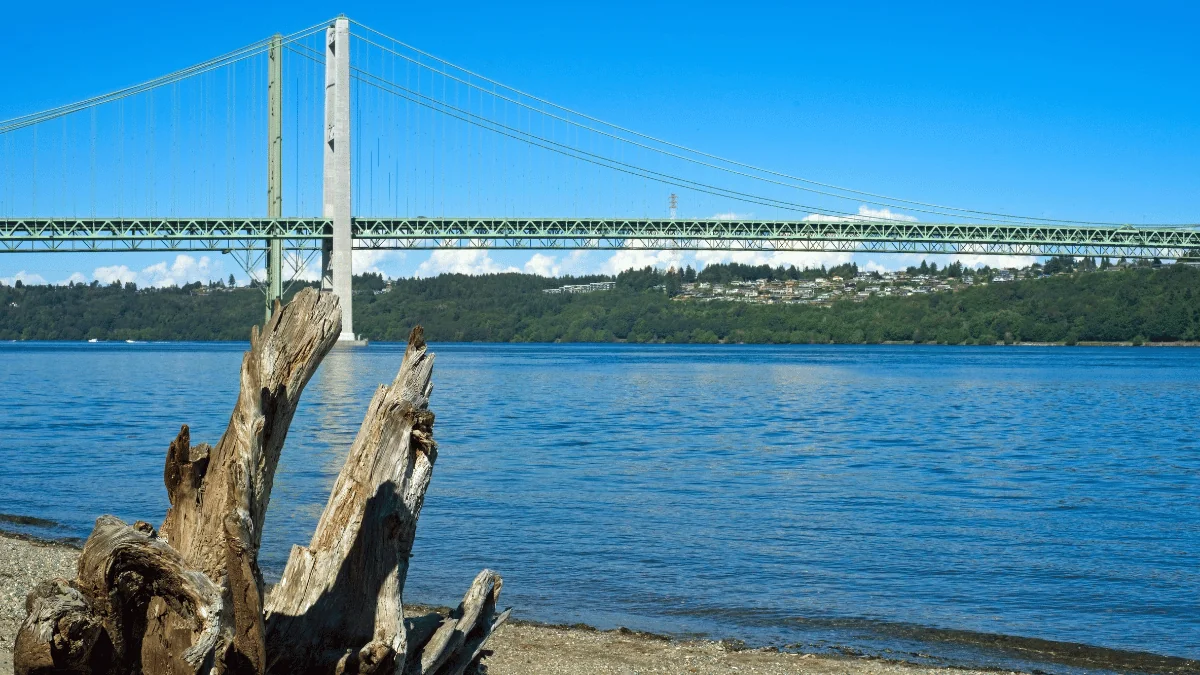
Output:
[[14, 290, 506, 675], [15, 516, 229, 675], [405, 570, 509, 675]]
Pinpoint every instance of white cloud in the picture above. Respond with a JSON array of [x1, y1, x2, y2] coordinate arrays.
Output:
[[92, 255, 223, 287], [138, 255, 218, 287], [415, 250, 518, 277], [600, 249, 687, 275], [0, 271, 90, 287], [694, 250, 765, 266], [559, 250, 592, 276], [524, 253, 560, 277], [0, 271, 48, 286], [711, 211, 753, 220], [855, 205, 919, 222], [93, 265, 137, 285], [353, 250, 406, 276], [520, 251, 594, 277]]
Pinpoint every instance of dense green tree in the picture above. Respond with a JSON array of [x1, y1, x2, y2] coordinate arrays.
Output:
[[0, 264, 1197, 344], [354, 272, 386, 292]]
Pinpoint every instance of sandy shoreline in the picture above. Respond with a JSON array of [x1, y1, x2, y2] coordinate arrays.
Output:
[[2, 531, 1193, 675], [0, 533, 1021, 675]]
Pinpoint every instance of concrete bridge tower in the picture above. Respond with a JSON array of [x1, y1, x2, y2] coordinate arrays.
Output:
[[322, 16, 360, 344]]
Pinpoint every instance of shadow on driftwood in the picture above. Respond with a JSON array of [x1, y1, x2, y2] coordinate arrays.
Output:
[[265, 480, 413, 671]]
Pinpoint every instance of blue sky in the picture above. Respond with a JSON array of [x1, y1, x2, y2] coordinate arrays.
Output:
[[1, 0, 1198, 285]]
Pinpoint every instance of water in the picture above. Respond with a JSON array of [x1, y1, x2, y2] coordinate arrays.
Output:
[[0, 342, 1196, 673]]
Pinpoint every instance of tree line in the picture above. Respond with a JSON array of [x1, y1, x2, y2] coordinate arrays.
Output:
[[0, 261, 1197, 344]]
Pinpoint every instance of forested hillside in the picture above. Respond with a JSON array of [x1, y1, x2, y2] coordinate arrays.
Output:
[[1, 263, 1197, 344]]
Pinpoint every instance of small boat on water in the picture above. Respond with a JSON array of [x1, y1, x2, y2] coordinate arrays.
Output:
[[125, 339, 146, 344], [87, 338, 99, 343]]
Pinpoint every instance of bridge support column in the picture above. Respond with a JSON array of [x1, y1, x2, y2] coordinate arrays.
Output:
[[266, 33, 283, 321], [323, 16, 359, 343]]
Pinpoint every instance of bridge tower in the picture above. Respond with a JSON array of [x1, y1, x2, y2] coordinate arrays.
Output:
[[265, 33, 283, 321], [322, 16, 359, 343]]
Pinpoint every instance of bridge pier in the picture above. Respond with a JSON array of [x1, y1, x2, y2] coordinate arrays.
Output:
[[323, 16, 361, 344]]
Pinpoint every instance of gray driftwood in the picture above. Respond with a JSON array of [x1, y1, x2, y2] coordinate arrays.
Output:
[[13, 290, 505, 675]]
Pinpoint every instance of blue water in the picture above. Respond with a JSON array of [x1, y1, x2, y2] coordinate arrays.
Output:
[[0, 342, 1196, 671]]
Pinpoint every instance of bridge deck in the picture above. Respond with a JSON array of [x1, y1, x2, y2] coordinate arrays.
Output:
[[1, 217, 1197, 258]]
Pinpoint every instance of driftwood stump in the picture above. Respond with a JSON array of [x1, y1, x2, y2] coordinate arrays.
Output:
[[13, 288, 507, 675]]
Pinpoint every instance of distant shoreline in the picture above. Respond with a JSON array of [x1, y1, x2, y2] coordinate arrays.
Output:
[[3, 265, 1198, 344]]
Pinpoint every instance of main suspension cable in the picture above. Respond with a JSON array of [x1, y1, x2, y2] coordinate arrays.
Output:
[[349, 66, 1052, 224], [351, 70, 923, 221], [0, 21, 331, 135], [349, 20, 1185, 227]]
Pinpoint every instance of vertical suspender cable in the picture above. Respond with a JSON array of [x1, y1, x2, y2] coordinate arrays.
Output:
[[297, 48, 304, 217], [405, 53, 410, 217], [62, 117, 69, 217], [494, 92, 499, 217], [246, 57, 252, 218], [200, 71, 205, 215], [170, 83, 176, 216], [31, 126, 37, 216], [439, 67, 445, 217], [247, 56, 254, 219], [353, 37, 359, 216], [502, 96, 508, 217], [416, 62, 422, 214], [90, 102, 97, 214], [226, 67, 232, 216], [353, 37, 360, 217], [149, 89, 156, 216], [118, 100, 124, 217], [389, 46, 394, 216], [294, 65, 300, 216]]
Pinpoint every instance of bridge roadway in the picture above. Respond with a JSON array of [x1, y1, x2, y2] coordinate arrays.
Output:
[[2, 217, 1198, 258]]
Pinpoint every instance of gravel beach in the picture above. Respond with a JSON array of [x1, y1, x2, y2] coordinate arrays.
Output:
[[0, 532, 1014, 675]]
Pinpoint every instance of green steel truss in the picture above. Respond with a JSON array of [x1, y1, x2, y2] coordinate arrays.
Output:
[[2, 217, 1198, 258], [0, 219, 322, 253]]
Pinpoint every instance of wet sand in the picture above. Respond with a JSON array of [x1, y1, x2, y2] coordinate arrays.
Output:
[[478, 620, 1013, 675]]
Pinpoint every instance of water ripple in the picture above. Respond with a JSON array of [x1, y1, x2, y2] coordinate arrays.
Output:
[[0, 342, 1196, 671]]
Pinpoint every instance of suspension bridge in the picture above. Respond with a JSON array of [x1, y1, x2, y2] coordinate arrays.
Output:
[[1, 16, 1196, 342]]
